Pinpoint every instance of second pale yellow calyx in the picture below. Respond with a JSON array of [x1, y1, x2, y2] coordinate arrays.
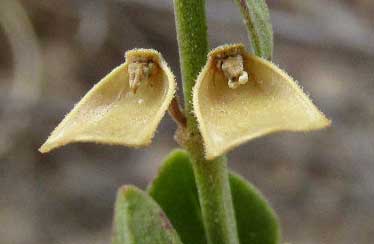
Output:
[[39, 49, 175, 153], [193, 44, 331, 160]]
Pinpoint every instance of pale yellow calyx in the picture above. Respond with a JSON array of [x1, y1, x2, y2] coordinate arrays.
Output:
[[193, 44, 331, 160], [39, 49, 176, 153], [218, 55, 249, 89]]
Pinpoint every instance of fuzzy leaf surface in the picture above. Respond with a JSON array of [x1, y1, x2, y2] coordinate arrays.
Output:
[[148, 150, 207, 244], [113, 185, 183, 244]]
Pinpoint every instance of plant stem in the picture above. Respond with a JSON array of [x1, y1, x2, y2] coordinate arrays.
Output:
[[173, 0, 240, 243], [173, 0, 208, 131], [189, 142, 240, 244]]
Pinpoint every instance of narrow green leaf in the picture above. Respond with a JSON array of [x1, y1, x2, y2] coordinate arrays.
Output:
[[148, 150, 207, 244], [233, 0, 273, 60], [230, 172, 281, 244], [148, 149, 281, 244], [112, 185, 183, 244]]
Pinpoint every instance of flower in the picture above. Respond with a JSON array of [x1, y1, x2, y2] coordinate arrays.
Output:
[[193, 44, 331, 160], [39, 49, 176, 153]]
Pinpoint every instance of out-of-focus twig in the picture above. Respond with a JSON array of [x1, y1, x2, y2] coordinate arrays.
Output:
[[0, 0, 43, 154], [0, 0, 43, 106]]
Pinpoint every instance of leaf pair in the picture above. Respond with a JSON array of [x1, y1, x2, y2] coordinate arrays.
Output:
[[113, 150, 280, 244], [40, 45, 330, 159]]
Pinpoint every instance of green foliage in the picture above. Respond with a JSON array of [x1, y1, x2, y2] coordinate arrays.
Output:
[[233, 0, 274, 60], [149, 149, 280, 244], [148, 150, 207, 244], [112, 185, 183, 244], [230, 173, 281, 244]]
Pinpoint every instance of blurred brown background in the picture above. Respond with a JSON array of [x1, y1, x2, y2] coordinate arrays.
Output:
[[0, 0, 373, 243]]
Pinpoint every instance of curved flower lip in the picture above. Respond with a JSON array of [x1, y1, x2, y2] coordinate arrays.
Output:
[[193, 43, 331, 160], [39, 48, 176, 153]]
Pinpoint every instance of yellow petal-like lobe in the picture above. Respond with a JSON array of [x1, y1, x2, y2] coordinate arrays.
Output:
[[40, 49, 175, 153], [193, 44, 331, 160]]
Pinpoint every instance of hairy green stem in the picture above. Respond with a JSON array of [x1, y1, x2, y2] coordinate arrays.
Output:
[[188, 141, 240, 244], [173, 0, 240, 243], [173, 0, 208, 131]]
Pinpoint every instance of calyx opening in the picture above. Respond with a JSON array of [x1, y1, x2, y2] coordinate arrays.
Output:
[[216, 54, 248, 89], [128, 60, 155, 93]]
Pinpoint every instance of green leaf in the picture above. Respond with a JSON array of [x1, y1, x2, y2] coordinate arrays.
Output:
[[112, 185, 183, 244], [230, 172, 281, 244], [148, 149, 281, 244], [148, 150, 207, 244], [233, 0, 274, 60]]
